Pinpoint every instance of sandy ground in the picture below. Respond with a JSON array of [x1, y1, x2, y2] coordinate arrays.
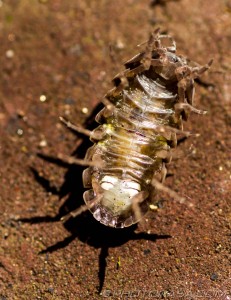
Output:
[[0, 0, 230, 299]]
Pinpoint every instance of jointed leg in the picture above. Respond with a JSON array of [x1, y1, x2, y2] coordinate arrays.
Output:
[[56, 153, 103, 168], [151, 177, 185, 204], [192, 59, 213, 78], [131, 190, 149, 227], [159, 34, 176, 53], [160, 162, 167, 183], [106, 74, 129, 98], [174, 102, 207, 121], [175, 59, 213, 115], [60, 116, 91, 137], [61, 194, 103, 222], [140, 29, 161, 67], [171, 132, 178, 148], [124, 29, 168, 78]]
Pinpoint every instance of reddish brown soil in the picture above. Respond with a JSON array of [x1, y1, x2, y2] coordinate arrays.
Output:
[[0, 1, 230, 299]]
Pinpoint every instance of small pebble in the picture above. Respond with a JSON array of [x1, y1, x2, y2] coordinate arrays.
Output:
[[17, 128, 23, 136], [143, 249, 151, 255], [81, 107, 89, 114], [210, 273, 218, 281], [5, 49, 14, 58], [39, 140, 47, 147], [8, 33, 15, 42], [115, 39, 125, 50], [47, 287, 54, 294], [149, 204, 158, 210], [39, 95, 47, 102]]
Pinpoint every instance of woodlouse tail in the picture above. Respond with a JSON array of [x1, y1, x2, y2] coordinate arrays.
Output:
[[83, 179, 150, 228]]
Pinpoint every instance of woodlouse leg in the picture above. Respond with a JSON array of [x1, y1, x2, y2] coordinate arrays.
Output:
[[115, 32, 165, 79], [56, 153, 103, 168], [130, 29, 175, 54], [151, 178, 185, 204], [176, 75, 195, 106], [60, 204, 89, 222], [154, 125, 190, 139], [159, 34, 176, 53], [161, 145, 198, 164], [61, 194, 103, 222], [160, 162, 167, 183], [165, 154, 172, 164], [59, 116, 91, 137], [101, 97, 116, 112], [141, 32, 159, 69], [125, 28, 165, 76], [150, 57, 167, 67], [106, 75, 129, 98], [177, 81, 186, 103], [125, 52, 144, 68], [175, 75, 206, 120], [125, 56, 165, 77], [185, 81, 195, 105], [164, 151, 173, 164], [124, 44, 166, 70], [114, 66, 146, 80], [186, 60, 213, 103], [176, 59, 213, 106], [141, 29, 169, 69], [133, 27, 160, 49], [131, 191, 149, 225], [171, 132, 177, 148], [122, 29, 167, 79], [191, 59, 213, 79], [155, 147, 173, 165], [175, 65, 194, 106], [174, 102, 207, 121]]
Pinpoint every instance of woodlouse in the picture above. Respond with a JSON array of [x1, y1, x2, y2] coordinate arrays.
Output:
[[61, 29, 212, 228]]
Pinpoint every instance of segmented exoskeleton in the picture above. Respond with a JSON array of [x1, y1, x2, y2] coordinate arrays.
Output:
[[62, 29, 212, 228]]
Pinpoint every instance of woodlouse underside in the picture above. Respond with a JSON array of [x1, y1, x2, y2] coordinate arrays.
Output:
[[61, 29, 212, 228]]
